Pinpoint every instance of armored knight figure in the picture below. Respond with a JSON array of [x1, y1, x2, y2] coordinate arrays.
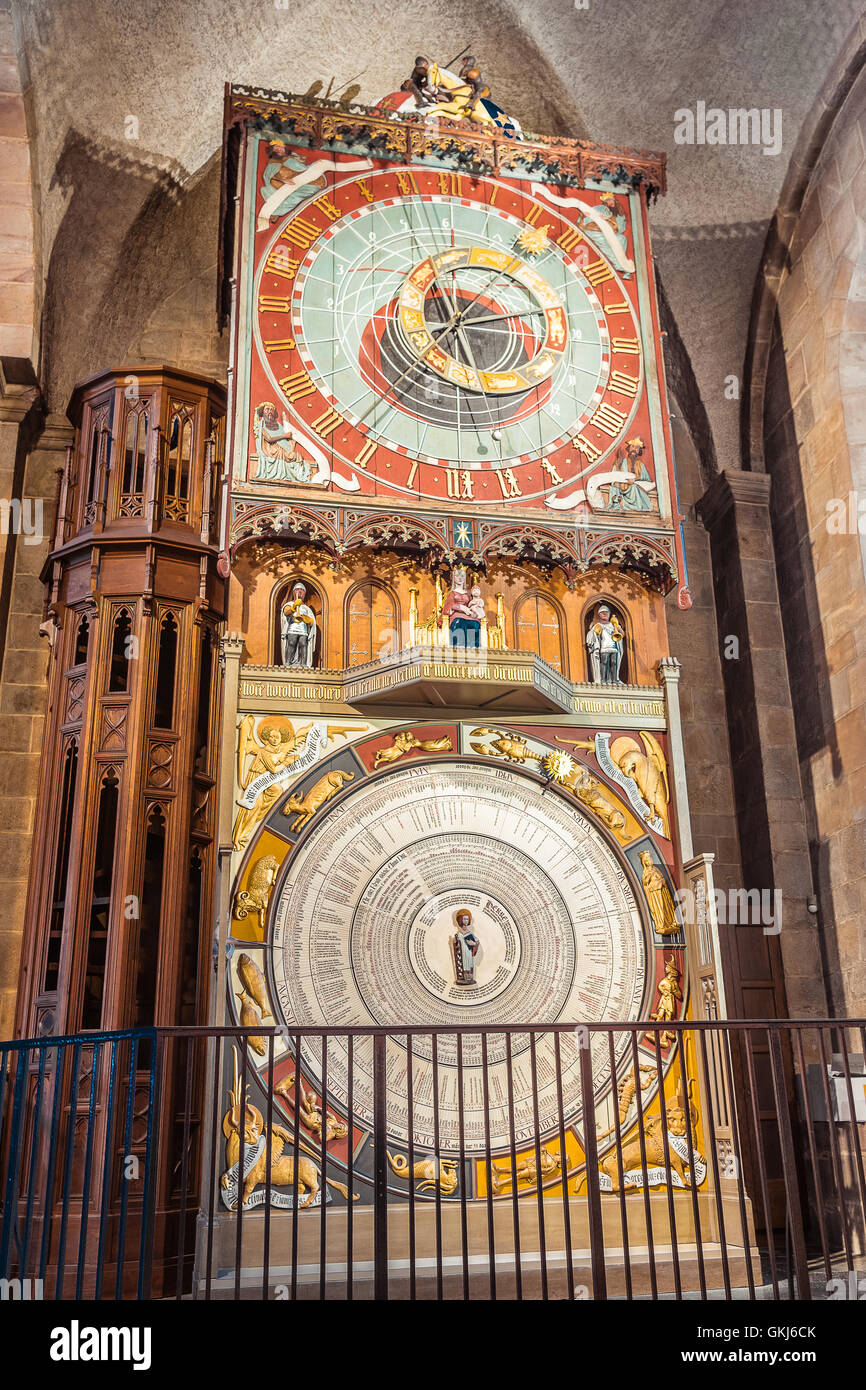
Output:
[[457, 55, 490, 104], [402, 55, 440, 107], [586, 603, 624, 685], [281, 582, 317, 668]]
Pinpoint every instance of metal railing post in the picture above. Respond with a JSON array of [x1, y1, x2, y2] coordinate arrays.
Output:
[[373, 1032, 388, 1300]]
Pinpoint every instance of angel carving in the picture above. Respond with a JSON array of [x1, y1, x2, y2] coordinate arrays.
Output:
[[558, 729, 671, 838], [232, 713, 312, 850], [610, 731, 670, 838]]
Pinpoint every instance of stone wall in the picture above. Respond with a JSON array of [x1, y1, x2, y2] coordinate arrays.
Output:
[[0, 409, 68, 1037], [0, 0, 35, 360], [763, 62, 866, 1015]]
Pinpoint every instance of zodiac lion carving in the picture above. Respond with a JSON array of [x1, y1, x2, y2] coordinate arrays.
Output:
[[233, 857, 279, 932]]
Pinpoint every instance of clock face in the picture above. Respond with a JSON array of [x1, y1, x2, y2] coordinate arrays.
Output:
[[265, 758, 648, 1153], [226, 720, 687, 1200], [252, 162, 646, 505]]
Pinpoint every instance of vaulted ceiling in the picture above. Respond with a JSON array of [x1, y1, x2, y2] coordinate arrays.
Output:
[[9, 0, 866, 468]]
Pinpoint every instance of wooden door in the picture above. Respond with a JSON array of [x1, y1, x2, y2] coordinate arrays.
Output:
[[515, 593, 565, 672], [346, 583, 397, 667]]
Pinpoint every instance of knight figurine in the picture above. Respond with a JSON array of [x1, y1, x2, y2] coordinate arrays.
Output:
[[280, 582, 317, 668], [586, 602, 624, 685], [402, 55, 440, 108]]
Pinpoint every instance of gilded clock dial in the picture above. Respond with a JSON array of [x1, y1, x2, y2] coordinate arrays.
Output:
[[253, 165, 643, 504]]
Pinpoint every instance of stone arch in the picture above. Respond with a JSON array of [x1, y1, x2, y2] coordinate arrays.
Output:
[[512, 589, 568, 675], [343, 579, 400, 669], [579, 592, 634, 686], [271, 573, 325, 668], [742, 19, 866, 474]]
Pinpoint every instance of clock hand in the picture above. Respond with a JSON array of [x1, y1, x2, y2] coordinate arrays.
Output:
[[351, 310, 461, 431], [449, 317, 501, 446], [460, 307, 547, 327], [427, 251, 459, 319]]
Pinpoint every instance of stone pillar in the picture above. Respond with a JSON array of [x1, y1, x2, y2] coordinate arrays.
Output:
[[212, 634, 245, 1027], [697, 468, 827, 1019], [658, 656, 694, 863], [0, 411, 72, 1037]]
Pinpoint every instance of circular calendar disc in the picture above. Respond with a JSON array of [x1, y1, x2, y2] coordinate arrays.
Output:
[[269, 758, 649, 1153]]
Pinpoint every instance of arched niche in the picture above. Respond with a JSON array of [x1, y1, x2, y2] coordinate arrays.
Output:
[[271, 576, 325, 668], [344, 580, 400, 667], [513, 589, 568, 675], [581, 594, 633, 685]]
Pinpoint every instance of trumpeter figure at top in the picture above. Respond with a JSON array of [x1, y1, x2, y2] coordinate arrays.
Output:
[[280, 582, 317, 668], [586, 602, 625, 685]]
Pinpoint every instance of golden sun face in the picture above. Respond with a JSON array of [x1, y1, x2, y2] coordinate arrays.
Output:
[[515, 223, 551, 256], [543, 750, 575, 783]]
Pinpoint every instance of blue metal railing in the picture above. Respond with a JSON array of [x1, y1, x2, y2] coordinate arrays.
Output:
[[0, 1028, 156, 1300], [2, 1020, 865, 1301]]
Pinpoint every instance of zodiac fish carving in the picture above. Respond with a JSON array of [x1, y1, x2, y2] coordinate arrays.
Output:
[[491, 1146, 562, 1193], [470, 728, 538, 763], [285, 768, 354, 830], [237, 994, 267, 1057], [373, 730, 453, 767], [235, 952, 271, 1018], [387, 1151, 459, 1195]]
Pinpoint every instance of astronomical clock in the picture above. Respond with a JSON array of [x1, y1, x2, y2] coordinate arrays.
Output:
[[216, 64, 723, 1217]]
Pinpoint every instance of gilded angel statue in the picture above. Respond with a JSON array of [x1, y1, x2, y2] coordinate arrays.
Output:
[[231, 713, 312, 850], [610, 731, 671, 838], [559, 729, 671, 839]]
